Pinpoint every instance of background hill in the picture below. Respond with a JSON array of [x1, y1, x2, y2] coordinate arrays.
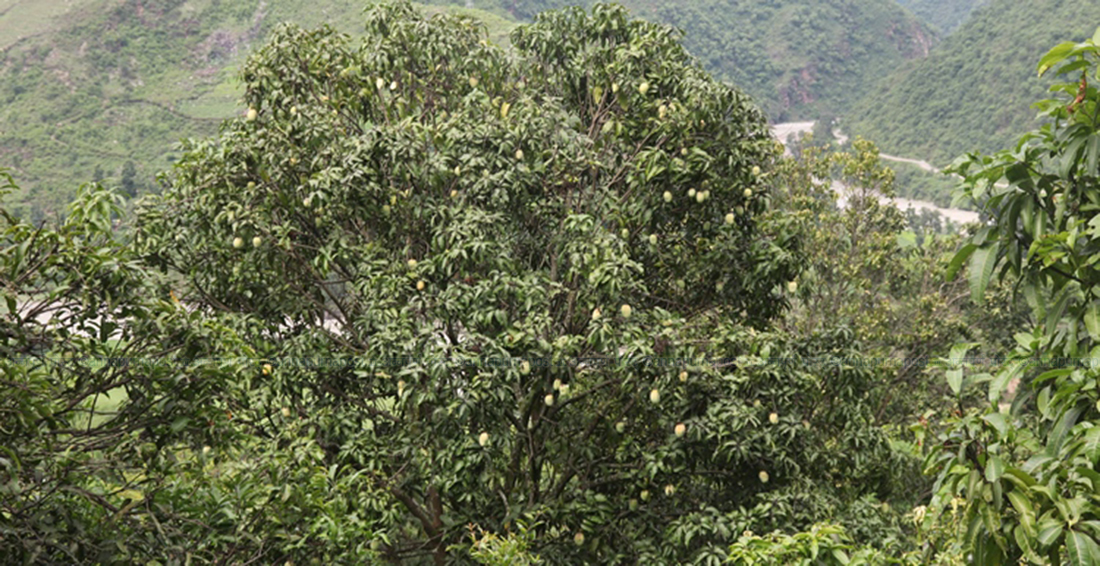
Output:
[[0, 0, 512, 220], [608, 0, 934, 121], [0, 0, 933, 219], [844, 0, 1100, 167], [451, 0, 936, 120], [893, 0, 986, 34]]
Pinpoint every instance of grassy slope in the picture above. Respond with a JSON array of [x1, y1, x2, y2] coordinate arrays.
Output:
[[846, 0, 1100, 168], [0, 0, 515, 220], [0, 0, 100, 50]]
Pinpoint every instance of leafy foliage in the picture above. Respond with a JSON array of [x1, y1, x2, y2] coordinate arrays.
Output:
[[769, 138, 1026, 424], [0, 170, 256, 561], [728, 523, 915, 565], [919, 28, 1100, 563], [128, 2, 922, 562]]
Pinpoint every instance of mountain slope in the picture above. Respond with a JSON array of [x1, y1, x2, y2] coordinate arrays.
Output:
[[846, 0, 1100, 167], [452, 0, 936, 120], [0, 0, 931, 219], [893, 0, 986, 34], [0, 0, 514, 220], [617, 0, 934, 121]]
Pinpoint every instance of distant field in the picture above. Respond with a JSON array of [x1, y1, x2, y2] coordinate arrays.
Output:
[[0, 0, 98, 50]]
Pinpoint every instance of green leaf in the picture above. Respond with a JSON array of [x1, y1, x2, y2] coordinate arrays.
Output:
[[1038, 41, 1078, 76], [1037, 524, 1064, 547], [949, 342, 978, 365], [990, 359, 1025, 404], [1075, 467, 1100, 494], [1082, 428, 1100, 463], [1048, 406, 1085, 457], [969, 243, 1000, 303], [947, 369, 964, 395], [947, 243, 977, 281], [1086, 301, 1100, 341], [1066, 531, 1100, 565], [170, 418, 189, 433], [1004, 467, 1038, 488], [1085, 136, 1100, 178], [983, 412, 1008, 438], [1007, 490, 1036, 538], [985, 455, 1005, 482]]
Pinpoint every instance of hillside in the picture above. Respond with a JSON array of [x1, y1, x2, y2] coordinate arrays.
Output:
[[0, 0, 514, 221], [893, 0, 986, 34], [616, 0, 934, 121], [450, 0, 936, 120], [845, 0, 1100, 167], [0, 0, 932, 219]]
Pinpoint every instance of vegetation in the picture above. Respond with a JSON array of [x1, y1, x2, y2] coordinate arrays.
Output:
[[893, 0, 986, 34], [589, 0, 934, 121], [5, 1, 1100, 564], [846, 0, 1100, 168], [131, 4, 938, 561], [0, 0, 939, 220], [918, 30, 1100, 562], [891, 161, 959, 209], [0, 0, 514, 222]]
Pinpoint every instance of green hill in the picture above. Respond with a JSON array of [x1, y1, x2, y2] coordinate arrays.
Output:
[[0, 0, 98, 50], [0, 0, 932, 219], [449, 0, 936, 120], [615, 0, 934, 121], [0, 0, 514, 220], [893, 0, 986, 34], [845, 0, 1100, 168]]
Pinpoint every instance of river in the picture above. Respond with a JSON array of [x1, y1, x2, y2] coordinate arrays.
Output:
[[770, 122, 980, 226]]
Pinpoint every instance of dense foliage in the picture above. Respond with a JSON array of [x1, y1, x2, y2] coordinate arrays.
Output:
[[8, 1, 1098, 565], [917, 27, 1100, 563], [0, 171, 257, 561], [125, 3, 941, 562], [847, 0, 1100, 168], [771, 137, 1024, 425]]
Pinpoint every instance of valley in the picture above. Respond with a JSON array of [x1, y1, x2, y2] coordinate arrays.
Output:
[[771, 121, 980, 225]]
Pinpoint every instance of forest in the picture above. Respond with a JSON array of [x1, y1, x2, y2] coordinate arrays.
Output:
[[3, 1, 1100, 564]]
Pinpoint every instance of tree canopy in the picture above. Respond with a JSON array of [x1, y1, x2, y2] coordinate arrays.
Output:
[[8, 2, 1096, 565], [125, 2, 915, 562]]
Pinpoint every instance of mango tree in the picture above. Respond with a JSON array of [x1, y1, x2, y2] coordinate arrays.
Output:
[[137, 2, 911, 562]]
